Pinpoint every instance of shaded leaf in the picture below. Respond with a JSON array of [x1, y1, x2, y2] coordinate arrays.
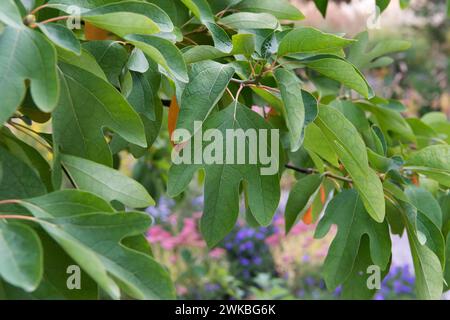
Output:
[[61, 154, 155, 208], [315, 190, 391, 290]]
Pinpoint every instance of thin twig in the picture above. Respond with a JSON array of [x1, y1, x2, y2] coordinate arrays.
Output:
[[30, 4, 49, 15], [285, 164, 353, 183], [35, 15, 70, 27], [0, 214, 57, 227], [225, 87, 235, 100]]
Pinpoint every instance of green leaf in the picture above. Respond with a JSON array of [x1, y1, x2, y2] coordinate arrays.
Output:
[[56, 47, 108, 81], [148, 0, 190, 27], [405, 145, 450, 187], [445, 233, 450, 290], [348, 31, 410, 69], [357, 102, 415, 142], [303, 58, 370, 98], [61, 154, 155, 208], [0, 221, 43, 292], [125, 34, 188, 83], [285, 174, 323, 233], [231, 33, 255, 57], [341, 236, 390, 299], [168, 103, 280, 247], [84, 1, 174, 32], [303, 123, 339, 168], [83, 12, 159, 38], [274, 68, 311, 152], [0, 147, 46, 200], [38, 23, 81, 55], [377, 0, 391, 12], [313, 0, 328, 17], [127, 48, 149, 73], [278, 27, 353, 57], [315, 105, 385, 222], [315, 190, 391, 290], [0, 0, 23, 28], [400, 202, 443, 299], [82, 40, 129, 88], [405, 186, 442, 229], [180, 0, 232, 52], [0, 127, 52, 192], [236, 0, 304, 20], [0, 26, 59, 125], [18, 190, 175, 299], [183, 45, 227, 64], [52, 62, 146, 167], [175, 61, 234, 137], [219, 12, 279, 30]]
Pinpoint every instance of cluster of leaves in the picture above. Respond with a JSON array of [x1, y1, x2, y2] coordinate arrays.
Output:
[[0, 0, 449, 300]]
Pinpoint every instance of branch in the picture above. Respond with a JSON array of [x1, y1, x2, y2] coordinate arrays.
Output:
[[285, 164, 353, 183]]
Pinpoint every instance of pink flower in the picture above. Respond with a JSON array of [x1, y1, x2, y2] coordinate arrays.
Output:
[[176, 285, 188, 296], [265, 234, 280, 246], [147, 226, 172, 243], [209, 248, 226, 260]]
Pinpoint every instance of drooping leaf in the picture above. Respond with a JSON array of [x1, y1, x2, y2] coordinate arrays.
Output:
[[127, 48, 150, 73], [285, 174, 323, 233], [303, 58, 370, 98], [0, 127, 52, 192], [0, 26, 59, 125], [274, 68, 315, 152], [84, 1, 174, 32], [183, 45, 228, 64], [38, 23, 81, 55], [405, 145, 450, 187], [168, 103, 280, 247], [357, 102, 415, 141], [0, 0, 23, 28], [377, 0, 391, 12], [52, 62, 146, 167], [278, 27, 353, 57], [180, 0, 232, 52], [315, 105, 385, 222], [341, 236, 390, 299], [405, 186, 442, 229], [400, 202, 443, 299], [231, 33, 255, 57], [56, 47, 108, 81], [0, 147, 46, 200], [313, 0, 328, 17], [315, 190, 391, 290], [236, 0, 304, 20], [61, 154, 155, 208], [83, 12, 159, 38], [82, 40, 129, 87], [125, 34, 188, 83], [0, 221, 43, 292], [348, 31, 410, 69], [219, 12, 279, 30], [175, 61, 234, 138], [18, 190, 175, 300]]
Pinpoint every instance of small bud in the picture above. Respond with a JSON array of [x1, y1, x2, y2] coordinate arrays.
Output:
[[23, 14, 37, 27]]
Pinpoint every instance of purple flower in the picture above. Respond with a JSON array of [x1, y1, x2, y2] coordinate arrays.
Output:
[[305, 276, 315, 287], [239, 258, 250, 266], [255, 232, 265, 240], [205, 283, 220, 292], [253, 256, 262, 265], [374, 293, 385, 300]]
